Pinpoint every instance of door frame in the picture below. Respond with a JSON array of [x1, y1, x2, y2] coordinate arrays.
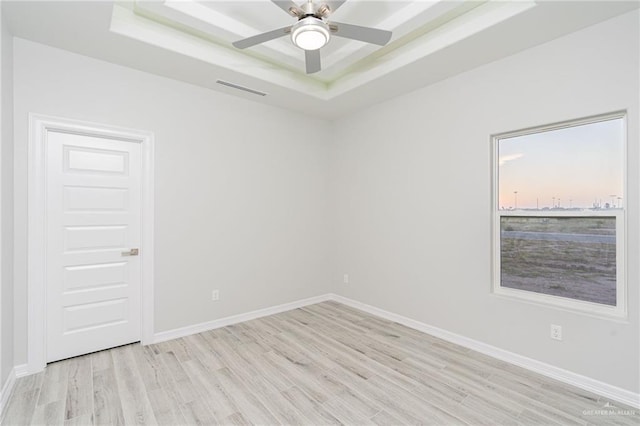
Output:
[[27, 113, 155, 374]]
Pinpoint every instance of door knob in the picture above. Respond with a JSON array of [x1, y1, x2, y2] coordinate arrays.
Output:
[[122, 248, 139, 256]]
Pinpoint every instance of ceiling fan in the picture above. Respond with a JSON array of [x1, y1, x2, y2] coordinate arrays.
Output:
[[232, 0, 392, 74]]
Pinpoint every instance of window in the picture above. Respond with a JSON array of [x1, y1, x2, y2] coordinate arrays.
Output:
[[492, 112, 626, 317]]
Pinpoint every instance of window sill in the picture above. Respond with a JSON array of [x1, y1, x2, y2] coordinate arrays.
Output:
[[491, 286, 629, 323]]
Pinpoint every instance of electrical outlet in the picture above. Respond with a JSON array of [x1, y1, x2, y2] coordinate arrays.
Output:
[[550, 324, 562, 341], [212, 290, 220, 301], [343, 274, 349, 284]]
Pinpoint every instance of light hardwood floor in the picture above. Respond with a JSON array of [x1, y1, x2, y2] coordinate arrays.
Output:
[[2, 301, 638, 425]]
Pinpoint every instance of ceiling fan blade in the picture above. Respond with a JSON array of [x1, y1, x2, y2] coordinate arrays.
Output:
[[330, 21, 392, 46], [319, 0, 347, 16], [271, 0, 303, 17], [232, 26, 292, 49], [305, 49, 322, 74]]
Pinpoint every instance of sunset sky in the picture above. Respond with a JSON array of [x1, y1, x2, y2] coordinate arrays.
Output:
[[498, 117, 624, 210]]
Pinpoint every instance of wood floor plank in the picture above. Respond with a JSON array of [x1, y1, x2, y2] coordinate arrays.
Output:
[[18, 372, 46, 393], [369, 409, 404, 426], [366, 373, 469, 425], [182, 333, 226, 372], [89, 351, 113, 373], [64, 356, 93, 421], [178, 398, 218, 425], [170, 338, 198, 363], [225, 411, 251, 425], [281, 385, 342, 425], [111, 345, 158, 425], [295, 318, 423, 390], [214, 346, 310, 425], [3, 389, 40, 426], [213, 367, 280, 425], [145, 387, 187, 426], [519, 407, 565, 425], [461, 393, 522, 425], [5, 301, 639, 426], [275, 318, 378, 381], [330, 383, 381, 419], [129, 344, 166, 393], [62, 413, 93, 426], [236, 349, 296, 392], [237, 370, 309, 425], [180, 358, 237, 420], [92, 367, 125, 426], [483, 373, 594, 425], [263, 350, 333, 404], [31, 400, 65, 426], [321, 395, 369, 424], [157, 351, 202, 404], [37, 360, 70, 407]]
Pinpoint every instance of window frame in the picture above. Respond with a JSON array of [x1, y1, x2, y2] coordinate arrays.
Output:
[[491, 111, 627, 319]]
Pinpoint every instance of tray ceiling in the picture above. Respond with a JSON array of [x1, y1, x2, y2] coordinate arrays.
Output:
[[4, 1, 639, 118], [114, 0, 536, 97]]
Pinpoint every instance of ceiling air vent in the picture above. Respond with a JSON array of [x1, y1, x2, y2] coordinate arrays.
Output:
[[215, 80, 267, 97]]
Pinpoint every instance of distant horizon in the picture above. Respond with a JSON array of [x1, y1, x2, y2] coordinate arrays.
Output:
[[498, 118, 624, 210], [499, 205, 623, 211]]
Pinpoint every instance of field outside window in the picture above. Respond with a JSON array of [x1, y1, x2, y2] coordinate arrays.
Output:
[[493, 113, 626, 317]]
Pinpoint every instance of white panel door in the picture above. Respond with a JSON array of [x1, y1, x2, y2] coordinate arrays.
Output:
[[46, 130, 142, 362]]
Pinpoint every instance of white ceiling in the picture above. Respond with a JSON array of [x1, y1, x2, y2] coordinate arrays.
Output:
[[4, 1, 639, 119]]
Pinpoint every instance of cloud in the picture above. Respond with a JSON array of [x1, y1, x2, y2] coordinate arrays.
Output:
[[499, 153, 524, 166]]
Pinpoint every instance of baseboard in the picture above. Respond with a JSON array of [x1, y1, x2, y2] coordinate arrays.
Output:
[[329, 293, 640, 409], [152, 294, 333, 344], [13, 364, 29, 379], [0, 367, 17, 419]]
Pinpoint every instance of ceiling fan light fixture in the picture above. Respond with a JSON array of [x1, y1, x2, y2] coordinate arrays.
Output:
[[291, 17, 330, 50]]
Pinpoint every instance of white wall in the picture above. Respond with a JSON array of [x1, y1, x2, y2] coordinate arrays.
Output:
[[12, 39, 333, 365], [0, 3, 14, 386], [331, 10, 639, 393]]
